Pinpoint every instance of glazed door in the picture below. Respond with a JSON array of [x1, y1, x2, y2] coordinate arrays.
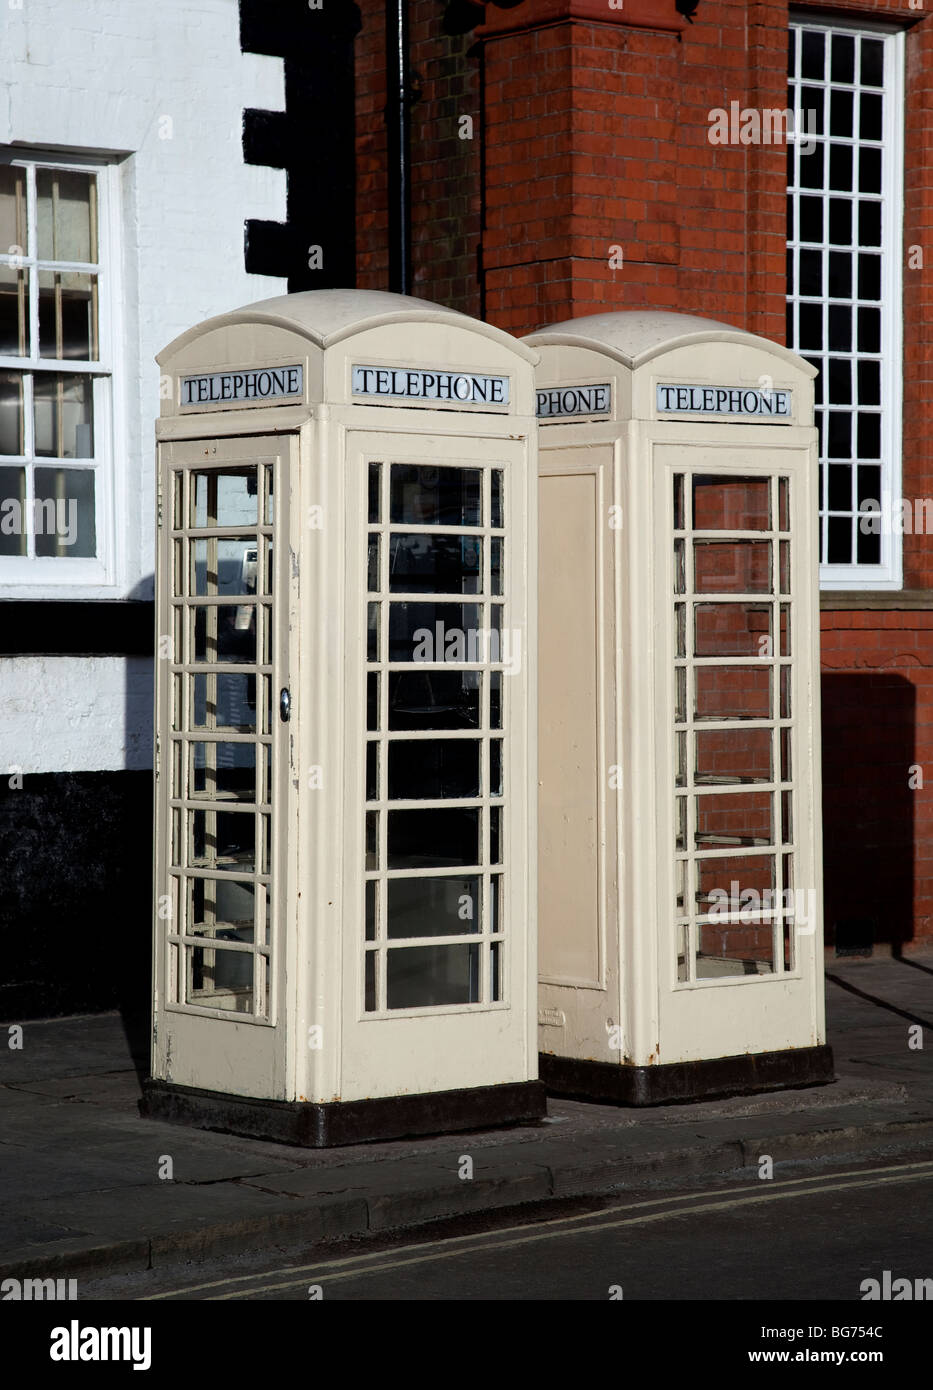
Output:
[[655, 445, 824, 1063], [338, 428, 536, 1101], [153, 433, 298, 1099]]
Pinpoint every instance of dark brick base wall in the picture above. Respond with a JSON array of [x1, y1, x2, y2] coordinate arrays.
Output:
[[0, 771, 153, 1022]]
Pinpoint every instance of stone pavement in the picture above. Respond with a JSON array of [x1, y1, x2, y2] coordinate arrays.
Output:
[[1, 953, 931, 1281]]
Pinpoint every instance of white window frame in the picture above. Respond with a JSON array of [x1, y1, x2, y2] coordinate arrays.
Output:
[[0, 148, 124, 594], [787, 15, 904, 590]]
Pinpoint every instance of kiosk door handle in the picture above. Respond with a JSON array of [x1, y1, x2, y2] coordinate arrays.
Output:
[[279, 687, 291, 722]]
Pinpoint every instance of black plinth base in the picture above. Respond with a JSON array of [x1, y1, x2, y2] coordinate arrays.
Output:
[[539, 1044, 835, 1107], [140, 1077, 548, 1148]]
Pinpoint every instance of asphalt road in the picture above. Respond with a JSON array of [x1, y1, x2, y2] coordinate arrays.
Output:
[[89, 1154, 933, 1303]]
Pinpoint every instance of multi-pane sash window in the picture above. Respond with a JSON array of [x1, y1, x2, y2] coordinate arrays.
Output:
[[0, 155, 113, 580], [786, 21, 903, 587]]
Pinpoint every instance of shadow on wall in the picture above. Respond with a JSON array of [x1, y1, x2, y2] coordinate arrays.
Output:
[[820, 673, 915, 955]]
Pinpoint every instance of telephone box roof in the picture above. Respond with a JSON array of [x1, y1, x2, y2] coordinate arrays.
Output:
[[158, 289, 539, 363], [525, 309, 816, 376]]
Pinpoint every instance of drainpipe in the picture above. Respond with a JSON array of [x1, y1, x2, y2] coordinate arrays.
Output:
[[385, 0, 412, 294]]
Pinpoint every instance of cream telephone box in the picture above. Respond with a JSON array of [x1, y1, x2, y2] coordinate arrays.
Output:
[[525, 311, 833, 1104], [144, 290, 545, 1145]]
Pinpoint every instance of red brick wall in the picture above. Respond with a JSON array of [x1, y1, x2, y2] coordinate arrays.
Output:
[[356, 1, 482, 315], [353, 0, 933, 945]]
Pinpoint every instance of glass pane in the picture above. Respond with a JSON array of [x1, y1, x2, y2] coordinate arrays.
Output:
[[192, 673, 257, 730], [37, 169, 97, 263], [190, 809, 256, 871], [368, 601, 380, 661], [694, 665, 770, 721], [675, 666, 687, 723], [488, 805, 501, 865], [387, 739, 480, 800], [368, 462, 381, 524], [390, 464, 481, 526], [0, 266, 28, 356], [801, 29, 824, 80], [0, 464, 26, 556], [673, 538, 685, 594], [0, 166, 26, 253], [38, 271, 98, 360], [674, 603, 686, 658], [365, 881, 377, 941], [489, 739, 503, 795], [693, 476, 770, 530], [490, 671, 502, 728], [388, 669, 480, 730], [191, 741, 257, 800], [386, 943, 480, 1008], [387, 875, 480, 939], [673, 474, 684, 529], [33, 373, 94, 458], [367, 671, 380, 730], [694, 541, 771, 594], [388, 533, 481, 594], [368, 533, 380, 592], [696, 924, 774, 977], [674, 859, 687, 916], [781, 790, 793, 843], [192, 538, 258, 596], [387, 808, 480, 869], [187, 943, 254, 1013], [194, 605, 257, 664], [366, 741, 379, 801], [389, 601, 484, 662], [189, 874, 259, 930], [677, 919, 689, 982], [365, 951, 377, 1009], [0, 372, 24, 455], [491, 537, 503, 595], [33, 466, 96, 557], [695, 790, 773, 849], [491, 470, 503, 528], [696, 852, 775, 910], [694, 603, 771, 657], [193, 469, 258, 527], [695, 726, 772, 784]]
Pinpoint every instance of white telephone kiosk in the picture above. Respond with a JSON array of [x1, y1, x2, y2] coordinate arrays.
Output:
[[526, 311, 833, 1104], [145, 290, 544, 1145]]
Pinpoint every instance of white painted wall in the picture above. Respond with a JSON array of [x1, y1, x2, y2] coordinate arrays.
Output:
[[0, 0, 287, 770], [0, 657, 153, 772]]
